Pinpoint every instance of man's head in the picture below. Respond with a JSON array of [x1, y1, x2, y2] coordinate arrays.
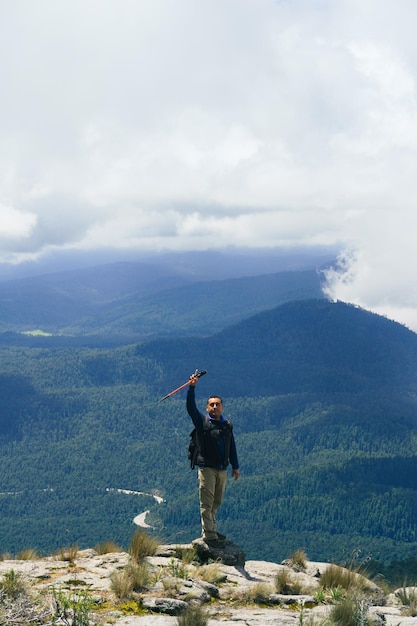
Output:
[[206, 396, 223, 420]]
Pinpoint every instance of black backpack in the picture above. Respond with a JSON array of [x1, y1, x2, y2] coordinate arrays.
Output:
[[188, 417, 232, 469], [188, 427, 200, 470]]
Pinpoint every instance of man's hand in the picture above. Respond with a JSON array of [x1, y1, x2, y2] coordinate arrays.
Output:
[[232, 469, 240, 480], [189, 370, 199, 386]]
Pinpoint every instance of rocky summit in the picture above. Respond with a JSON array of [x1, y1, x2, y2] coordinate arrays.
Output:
[[0, 541, 416, 626]]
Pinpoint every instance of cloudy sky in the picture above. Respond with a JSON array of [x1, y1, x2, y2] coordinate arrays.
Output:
[[1, 0, 417, 329]]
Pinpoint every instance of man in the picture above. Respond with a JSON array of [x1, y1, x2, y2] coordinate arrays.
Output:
[[187, 371, 239, 548]]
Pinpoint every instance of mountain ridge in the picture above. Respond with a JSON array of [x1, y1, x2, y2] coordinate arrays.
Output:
[[0, 266, 325, 337], [139, 299, 417, 396]]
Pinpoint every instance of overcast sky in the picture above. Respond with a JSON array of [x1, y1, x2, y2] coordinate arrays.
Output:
[[1, 0, 417, 329]]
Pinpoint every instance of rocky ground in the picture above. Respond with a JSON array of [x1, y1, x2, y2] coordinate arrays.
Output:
[[0, 540, 416, 626]]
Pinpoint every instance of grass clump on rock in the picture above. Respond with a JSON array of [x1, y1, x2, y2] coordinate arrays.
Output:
[[129, 529, 159, 562], [176, 604, 209, 626]]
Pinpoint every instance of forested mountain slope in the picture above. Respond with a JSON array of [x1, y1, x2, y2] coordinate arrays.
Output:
[[0, 299, 417, 568], [139, 299, 417, 396]]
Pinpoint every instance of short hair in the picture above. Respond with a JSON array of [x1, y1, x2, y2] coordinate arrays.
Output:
[[207, 395, 223, 405]]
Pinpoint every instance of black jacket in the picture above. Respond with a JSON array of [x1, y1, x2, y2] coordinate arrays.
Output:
[[186, 386, 239, 470]]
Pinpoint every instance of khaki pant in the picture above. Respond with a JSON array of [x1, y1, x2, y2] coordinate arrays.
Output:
[[198, 467, 227, 540]]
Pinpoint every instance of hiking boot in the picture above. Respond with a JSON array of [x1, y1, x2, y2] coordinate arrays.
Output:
[[205, 538, 225, 549], [216, 532, 227, 540]]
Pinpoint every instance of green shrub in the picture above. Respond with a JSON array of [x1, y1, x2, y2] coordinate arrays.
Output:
[[329, 585, 346, 602], [168, 557, 189, 579], [330, 595, 371, 626], [0, 569, 27, 600], [117, 600, 144, 615], [52, 588, 94, 626]]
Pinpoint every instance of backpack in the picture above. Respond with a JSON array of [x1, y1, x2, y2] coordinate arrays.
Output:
[[188, 417, 232, 469], [188, 428, 200, 470]]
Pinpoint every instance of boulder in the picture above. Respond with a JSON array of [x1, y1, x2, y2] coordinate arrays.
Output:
[[141, 597, 189, 615], [192, 538, 246, 566]]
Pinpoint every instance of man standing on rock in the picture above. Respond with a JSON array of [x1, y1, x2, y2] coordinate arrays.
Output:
[[187, 371, 240, 548]]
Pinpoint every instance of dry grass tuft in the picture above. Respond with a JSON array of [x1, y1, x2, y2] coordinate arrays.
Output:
[[53, 545, 79, 563], [288, 549, 308, 571], [129, 530, 159, 563], [195, 563, 226, 584], [396, 585, 417, 616], [110, 561, 151, 600], [94, 540, 124, 555], [247, 582, 275, 604], [177, 604, 209, 626], [319, 563, 374, 594], [174, 546, 197, 564], [275, 568, 303, 595], [16, 549, 38, 560]]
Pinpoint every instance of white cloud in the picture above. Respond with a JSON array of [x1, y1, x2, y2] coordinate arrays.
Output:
[[2, 0, 417, 327], [0, 203, 37, 241]]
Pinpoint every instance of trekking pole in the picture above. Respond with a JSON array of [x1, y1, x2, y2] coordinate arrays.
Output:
[[158, 369, 207, 403]]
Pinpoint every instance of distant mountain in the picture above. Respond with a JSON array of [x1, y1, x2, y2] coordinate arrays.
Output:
[[0, 261, 193, 330], [63, 270, 325, 337], [0, 245, 338, 281], [0, 262, 325, 336]]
